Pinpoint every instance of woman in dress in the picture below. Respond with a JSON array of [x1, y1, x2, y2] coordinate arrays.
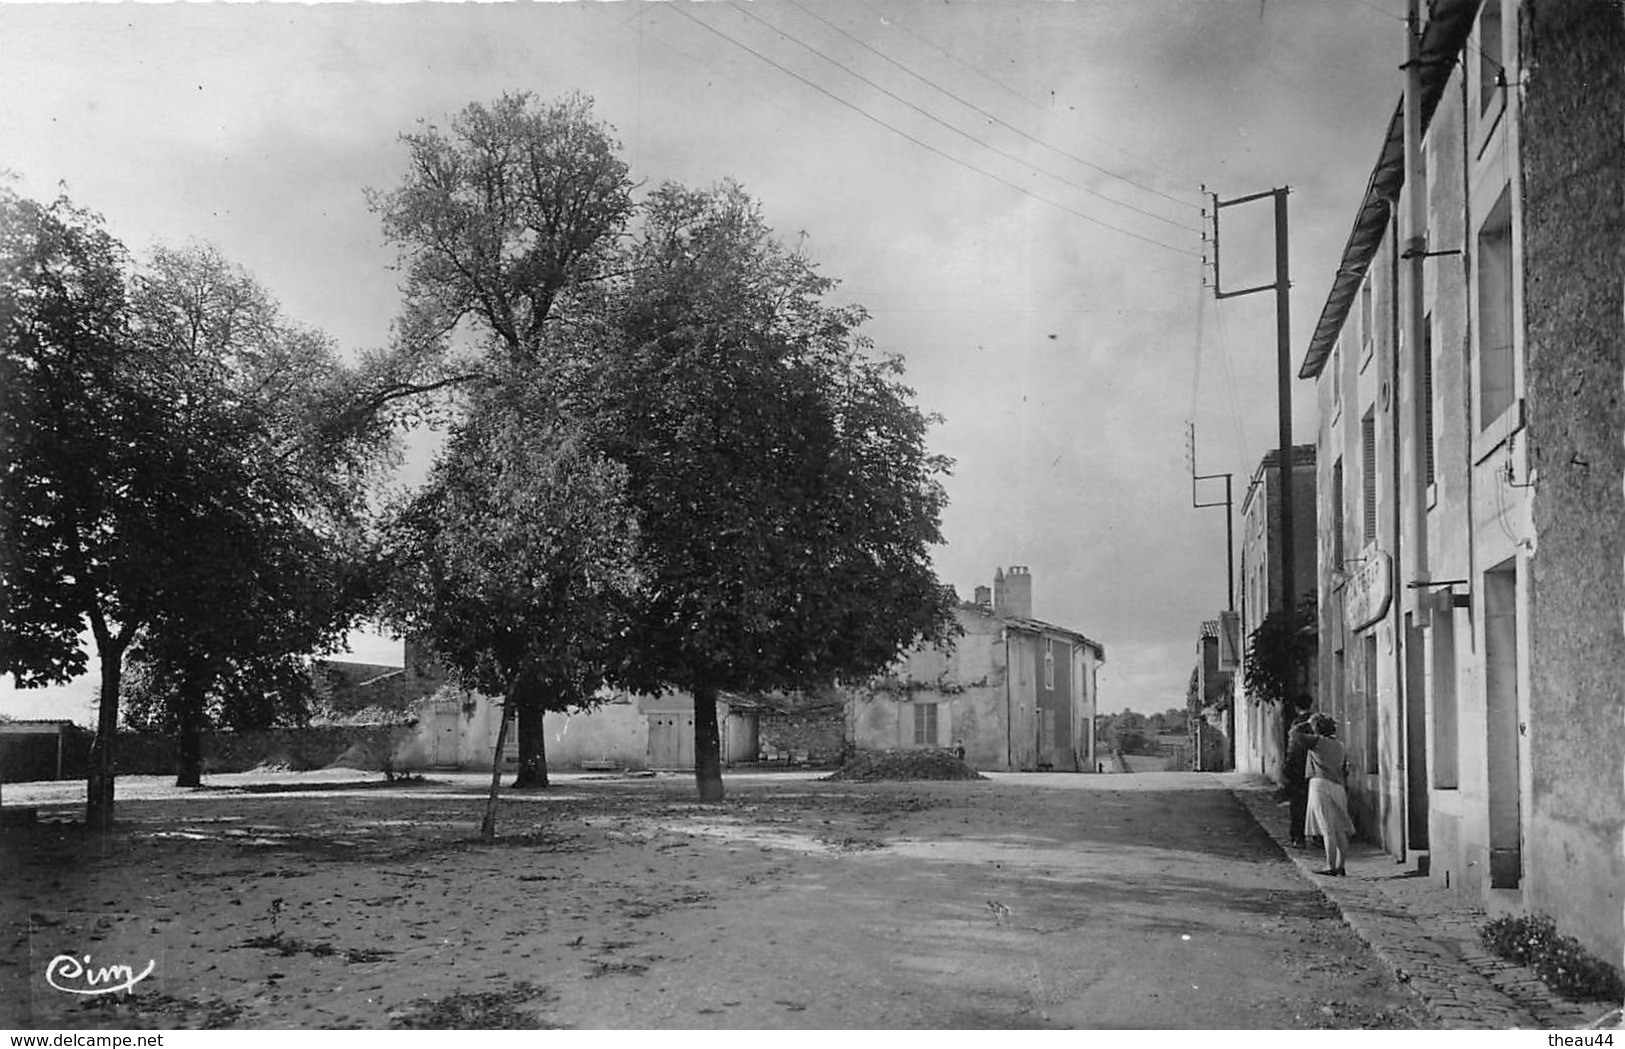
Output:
[[1303, 713, 1355, 876]]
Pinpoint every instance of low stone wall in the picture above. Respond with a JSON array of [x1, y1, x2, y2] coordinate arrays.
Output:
[[757, 705, 845, 765], [4, 725, 415, 782]]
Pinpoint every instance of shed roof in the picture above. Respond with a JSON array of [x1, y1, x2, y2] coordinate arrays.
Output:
[[1299, 0, 1482, 380]]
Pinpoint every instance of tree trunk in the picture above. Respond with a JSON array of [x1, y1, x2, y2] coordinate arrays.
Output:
[[479, 682, 520, 842], [174, 687, 205, 788], [512, 674, 550, 789], [692, 681, 724, 802], [86, 645, 123, 832]]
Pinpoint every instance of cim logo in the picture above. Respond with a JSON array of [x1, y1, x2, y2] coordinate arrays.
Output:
[[45, 953, 156, 996]]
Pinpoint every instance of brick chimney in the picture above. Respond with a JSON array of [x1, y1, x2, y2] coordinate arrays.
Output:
[[993, 565, 1033, 619], [972, 584, 992, 611]]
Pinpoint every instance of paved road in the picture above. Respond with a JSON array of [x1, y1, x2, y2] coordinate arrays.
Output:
[[589, 770, 1429, 1029], [2, 769, 1431, 1029]]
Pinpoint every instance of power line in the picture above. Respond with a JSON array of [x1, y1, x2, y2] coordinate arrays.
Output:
[[855, 0, 1203, 198], [727, 2, 1199, 238], [663, 4, 1201, 259], [777, 0, 1198, 229]]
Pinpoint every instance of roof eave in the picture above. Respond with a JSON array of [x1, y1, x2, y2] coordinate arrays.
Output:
[[1298, 0, 1483, 380]]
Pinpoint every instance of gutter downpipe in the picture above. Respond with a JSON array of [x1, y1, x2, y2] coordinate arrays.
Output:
[[1396, 0, 1427, 865]]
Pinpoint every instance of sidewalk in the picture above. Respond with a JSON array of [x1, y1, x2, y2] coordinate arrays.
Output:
[[1221, 772, 1618, 1030]]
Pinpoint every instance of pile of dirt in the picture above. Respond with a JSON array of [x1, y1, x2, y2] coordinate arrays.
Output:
[[326, 742, 386, 771], [822, 748, 986, 782], [248, 751, 317, 773]]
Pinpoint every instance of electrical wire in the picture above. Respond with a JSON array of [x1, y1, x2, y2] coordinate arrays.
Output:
[[664, 4, 1201, 259], [777, 0, 1199, 230], [854, 0, 1203, 199], [727, 2, 1199, 237]]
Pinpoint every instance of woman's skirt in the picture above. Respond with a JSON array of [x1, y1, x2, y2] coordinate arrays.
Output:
[[1305, 777, 1355, 839]]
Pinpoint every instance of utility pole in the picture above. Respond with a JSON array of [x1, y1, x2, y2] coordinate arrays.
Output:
[[1186, 422, 1235, 612], [1209, 186, 1295, 638]]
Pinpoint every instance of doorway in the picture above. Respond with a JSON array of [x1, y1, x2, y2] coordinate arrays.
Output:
[[1483, 559, 1522, 889]]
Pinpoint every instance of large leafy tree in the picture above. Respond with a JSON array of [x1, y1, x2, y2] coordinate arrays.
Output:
[[580, 180, 958, 801], [380, 365, 641, 835], [114, 245, 384, 786], [370, 90, 637, 786], [1, 193, 406, 821], [1, 191, 178, 826]]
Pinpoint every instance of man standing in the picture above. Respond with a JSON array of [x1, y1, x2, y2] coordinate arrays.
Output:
[[1281, 698, 1314, 848]]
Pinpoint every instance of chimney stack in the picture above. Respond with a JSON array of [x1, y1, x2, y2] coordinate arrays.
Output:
[[973, 585, 992, 610], [993, 565, 1033, 619]]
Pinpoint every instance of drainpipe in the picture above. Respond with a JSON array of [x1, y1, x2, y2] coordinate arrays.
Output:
[[1397, 0, 1428, 865], [1391, 210, 1408, 865]]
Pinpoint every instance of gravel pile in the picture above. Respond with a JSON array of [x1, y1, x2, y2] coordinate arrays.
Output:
[[822, 748, 986, 782]]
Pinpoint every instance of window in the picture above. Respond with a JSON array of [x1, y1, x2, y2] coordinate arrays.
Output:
[[1479, 2, 1503, 117], [1361, 411, 1377, 545], [1360, 278, 1374, 362], [913, 702, 938, 746], [1332, 458, 1345, 568], [1043, 639, 1055, 691], [1423, 315, 1436, 487], [1477, 187, 1515, 427]]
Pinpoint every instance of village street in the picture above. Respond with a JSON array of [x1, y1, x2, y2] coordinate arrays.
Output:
[[0, 769, 1430, 1029]]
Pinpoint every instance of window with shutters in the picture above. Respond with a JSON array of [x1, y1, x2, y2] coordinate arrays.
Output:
[[1333, 458, 1346, 567], [1360, 279, 1374, 367], [1331, 332, 1343, 409], [1362, 411, 1377, 546], [1423, 314, 1436, 488]]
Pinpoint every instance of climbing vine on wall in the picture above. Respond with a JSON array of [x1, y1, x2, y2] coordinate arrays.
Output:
[[1243, 597, 1318, 706]]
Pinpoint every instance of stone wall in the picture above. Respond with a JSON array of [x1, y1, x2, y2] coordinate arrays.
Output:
[[5, 725, 415, 782], [1518, 0, 1625, 966], [757, 704, 845, 764]]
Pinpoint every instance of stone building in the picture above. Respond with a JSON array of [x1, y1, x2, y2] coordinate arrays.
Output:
[[1298, 0, 1621, 964], [847, 567, 1105, 771], [1235, 444, 1318, 781]]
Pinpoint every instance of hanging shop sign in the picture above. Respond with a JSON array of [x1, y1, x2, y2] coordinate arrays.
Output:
[[1343, 548, 1393, 632]]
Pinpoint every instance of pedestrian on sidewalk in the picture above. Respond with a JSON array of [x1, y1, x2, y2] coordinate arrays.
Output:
[[1281, 700, 1315, 848], [1303, 713, 1354, 876]]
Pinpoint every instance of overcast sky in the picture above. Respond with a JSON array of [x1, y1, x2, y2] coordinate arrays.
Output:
[[0, 0, 1406, 722]]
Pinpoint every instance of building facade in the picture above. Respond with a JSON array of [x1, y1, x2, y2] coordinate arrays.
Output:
[[1235, 445, 1318, 781], [1299, 0, 1622, 964], [847, 567, 1105, 771]]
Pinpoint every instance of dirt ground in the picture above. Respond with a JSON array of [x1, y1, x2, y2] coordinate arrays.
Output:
[[0, 768, 1434, 1030]]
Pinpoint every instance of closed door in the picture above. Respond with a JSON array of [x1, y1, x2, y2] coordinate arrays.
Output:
[[433, 709, 460, 765], [648, 714, 695, 769]]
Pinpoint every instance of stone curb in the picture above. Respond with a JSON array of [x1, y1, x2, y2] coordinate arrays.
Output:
[[1221, 774, 1608, 1030]]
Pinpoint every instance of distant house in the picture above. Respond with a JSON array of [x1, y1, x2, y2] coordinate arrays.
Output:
[[1188, 618, 1236, 772], [847, 566, 1105, 772], [1235, 444, 1317, 781]]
